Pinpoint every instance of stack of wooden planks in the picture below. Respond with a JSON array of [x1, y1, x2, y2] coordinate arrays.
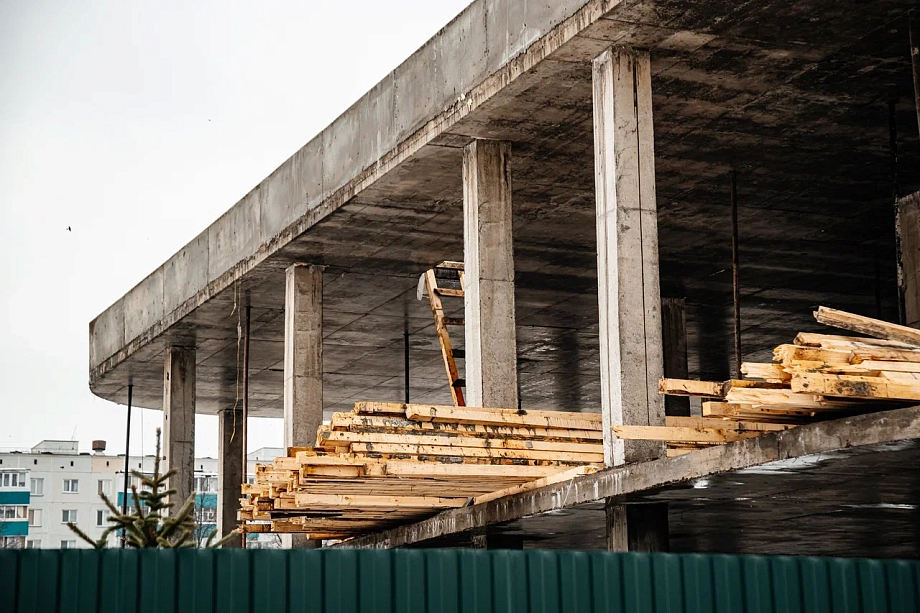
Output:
[[626, 307, 920, 456], [239, 402, 605, 539]]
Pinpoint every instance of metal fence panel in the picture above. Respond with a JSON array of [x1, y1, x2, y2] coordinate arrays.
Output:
[[1, 549, 918, 613]]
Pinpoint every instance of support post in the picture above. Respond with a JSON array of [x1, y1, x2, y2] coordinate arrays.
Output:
[[605, 500, 669, 552], [284, 263, 323, 548], [661, 298, 690, 417], [909, 10, 920, 138], [594, 45, 668, 552], [163, 345, 195, 515], [463, 139, 519, 409], [593, 46, 665, 467], [217, 407, 243, 546], [731, 170, 742, 378], [897, 192, 920, 328], [284, 264, 324, 449]]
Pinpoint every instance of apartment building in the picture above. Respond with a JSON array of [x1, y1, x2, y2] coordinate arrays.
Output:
[[0, 440, 281, 548]]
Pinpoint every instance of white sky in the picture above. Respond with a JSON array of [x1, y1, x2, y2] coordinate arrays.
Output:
[[0, 0, 470, 457]]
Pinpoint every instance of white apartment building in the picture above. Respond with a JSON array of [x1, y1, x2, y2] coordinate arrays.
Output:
[[0, 440, 282, 549]]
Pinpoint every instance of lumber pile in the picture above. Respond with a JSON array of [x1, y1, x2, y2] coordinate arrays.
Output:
[[239, 402, 604, 539], [638, 307, 920, 456]]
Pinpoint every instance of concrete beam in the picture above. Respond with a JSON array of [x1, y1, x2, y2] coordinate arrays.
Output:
[[163, 345, 195, 514], [284, 264, 323, 449], [336, 405, 920, 549], [897, 192, 920, 328], [217, 407, 243, 546], [593, 46, 665, 467], [463, 139, 519, 409]]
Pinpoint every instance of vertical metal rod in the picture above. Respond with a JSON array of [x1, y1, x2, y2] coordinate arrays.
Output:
[[731, 170, 742, 379], [403, 329, 410, 404], [241, 304, 251, 549], [909, 10, 920, 140], [121, 383, 133, 548]]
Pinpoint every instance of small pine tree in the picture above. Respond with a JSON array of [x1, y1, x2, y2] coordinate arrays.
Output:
[[68, 428, 237, 548]]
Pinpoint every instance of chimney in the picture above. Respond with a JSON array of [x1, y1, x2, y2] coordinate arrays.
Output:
[[92, 440, 107, 454]]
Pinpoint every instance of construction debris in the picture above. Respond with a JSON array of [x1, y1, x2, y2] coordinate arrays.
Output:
[[239, 402, 604, 538], [242, 307, 919, 536], [644, 307, 920, 456]]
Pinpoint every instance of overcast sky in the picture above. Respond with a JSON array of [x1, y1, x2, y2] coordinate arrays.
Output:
[[0, 0, 470, 457]]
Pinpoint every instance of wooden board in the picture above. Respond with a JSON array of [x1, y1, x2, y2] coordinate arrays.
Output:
[[613, 425, 764, 444], [658, 378, 724, 397], [665, 416, 792, 432], [404, 404, 602, 431], [814, 306, 920, 348], [791, 372, 920, 401], [472, 465, 601, 505], [317, 429, 602, 454]]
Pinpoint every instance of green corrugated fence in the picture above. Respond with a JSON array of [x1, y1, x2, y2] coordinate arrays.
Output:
[[1, 549, 918, 613]]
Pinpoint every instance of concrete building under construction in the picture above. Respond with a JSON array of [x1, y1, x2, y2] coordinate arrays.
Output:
[[89, 0, 920, 557]]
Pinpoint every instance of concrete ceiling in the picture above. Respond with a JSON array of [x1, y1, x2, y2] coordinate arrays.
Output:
[[90, 0, 920, 417]]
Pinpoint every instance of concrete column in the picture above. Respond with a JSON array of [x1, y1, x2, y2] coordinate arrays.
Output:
[[217, 407, 243, 546], [284, 263, 323, 549], [284, 263, 323, 449], [463, 139, 519, 409], [661, 298, 690, 417], [605, 500, 669, 552], [897, 192, 920, 328], [163, 345, 195, 515], [593, 46, 665, 468]]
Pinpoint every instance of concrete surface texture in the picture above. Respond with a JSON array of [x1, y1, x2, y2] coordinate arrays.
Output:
[[89, 0, 920, 424]]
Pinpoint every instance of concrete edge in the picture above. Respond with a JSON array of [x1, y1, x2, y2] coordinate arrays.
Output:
[[87, 0, 626, 388], [336, 405, 920, 548]]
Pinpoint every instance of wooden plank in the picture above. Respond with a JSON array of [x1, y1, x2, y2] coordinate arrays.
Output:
[[403, 404, 602, 431], [665, 416, 792, 432], [791, 372, 920, 401], [612, 425, 764, 444], [353, 402, 408, 416], [702, 402, 815, 421], [317, 429, 602, 454], [723, 387, 861, 410], [435, 261, 464, 270], [740, 363, 790, 382], [381, 462, 564, 479], [433, 287, 464, 298], [793, 333, 918, 350], [334, 413, 604, 441], [292, 493, 467, 509], [666, 449, 694, 458], [472, 465, 601, 505], [349, 442, 604, 463], [773, 345, 854, 366], [814, 306, 920, 348], [658, 378, 724, 398]]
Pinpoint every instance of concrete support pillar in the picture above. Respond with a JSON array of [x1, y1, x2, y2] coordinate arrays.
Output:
[[217, 407, 243, 546], [605, 500, 669, 552], [284, 263, 323, 548], [661, 298, 690, 417], [463, 139, 519, 409], [284, 264, 323, 449], [594, 46, 668, 553], [163, 345, 195, 515], [897, 192, 920, 328], [593, 46, 665, 468]]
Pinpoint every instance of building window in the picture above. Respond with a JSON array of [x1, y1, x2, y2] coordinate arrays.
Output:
[[1, 473, 7, 487], [62, 509, 77, 523], [63, 479, 79, 493], [26, 539, 40, 549], [96, 510, 110, 527], [98, 480, 111, 495], [0, 505, 27, 519], [194, 476, 217, 493], [195, 507, 217, 523], [30, 478, 43, 496], [28, 508, 41, 527], [60, 540, 76, 549]]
